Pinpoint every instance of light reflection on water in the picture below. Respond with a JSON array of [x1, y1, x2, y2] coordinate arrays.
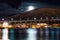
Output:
[[26, 28, 37, 40], [2, 28, 60, 40], [9, 29, 14, 40]]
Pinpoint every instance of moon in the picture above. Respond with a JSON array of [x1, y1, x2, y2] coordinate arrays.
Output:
[[27, 6, 35, 11]]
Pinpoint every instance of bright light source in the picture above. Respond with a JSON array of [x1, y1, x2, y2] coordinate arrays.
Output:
[[26, 28, 37, 40], [2, 18, 4, 21], [40, 23, 47, 26], [8, 25, 12, 28], [37, 23, 40, 25], [27, 6, 35, 11], [2, 29, 9, 40], [27, 28, 37, 33], [36, 24, 40, 28], [2, 22, 9, 28], [11, 18, 13, 21], [31, 25, 36, 28], [44, 26, 48, 28], [34, 18, 36, 20]]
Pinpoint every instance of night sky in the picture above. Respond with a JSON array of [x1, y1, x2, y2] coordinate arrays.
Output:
[[0, 0, 60, 17]]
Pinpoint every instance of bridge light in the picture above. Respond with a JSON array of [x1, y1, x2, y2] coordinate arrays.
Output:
[[34, 17, 36, 20], [8, 25, 13, 28], [2, 18, 4, 21], [11, 18, 13, 21], [44, 26, 48, 28], [46, 17, 48, 19], [51, 17, 54, 19], [40, 17, 42, 20], [56, 17, 58, 19], [2, 22, 9, 28]]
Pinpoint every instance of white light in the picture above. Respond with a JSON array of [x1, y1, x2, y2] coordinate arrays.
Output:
[[44, 26, 48, 28], [26, 28, 37, 40], [2, 28, 9, 40], [34, 18, 36, 20], [2, 22, 9, 28], [11, 18, 13, 21], [46, 17, 48, 19], [2, 18, 4, 21], [27, 6, 35, 11], [40, 17, 43, 20]]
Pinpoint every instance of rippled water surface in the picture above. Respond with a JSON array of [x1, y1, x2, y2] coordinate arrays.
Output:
[[1, 28, 60, 40]]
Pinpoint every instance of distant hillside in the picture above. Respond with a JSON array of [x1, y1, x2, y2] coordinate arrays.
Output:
[[8, 8, 60, 20]]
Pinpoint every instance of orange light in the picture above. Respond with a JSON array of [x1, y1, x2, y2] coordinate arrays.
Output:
[[8, 25, 13, 28], [36, 23, 40, 28], [44, 26, 48, 28], [21, 24, 27, 28], [31, 25, 36, 28]]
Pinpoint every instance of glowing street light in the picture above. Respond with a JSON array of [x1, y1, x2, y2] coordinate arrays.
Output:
[[8, 25, 13, 28], [34, 17, 36, 20], [51, 17, 54, 20], [40, 17, 43, 20], [46, 17, 48, 19], [44, 26, 48, 28], [37, 23, 40, 25], [2, 18, 4, 21], [11, 18, 13, 21], [2, 22, 9, 28]]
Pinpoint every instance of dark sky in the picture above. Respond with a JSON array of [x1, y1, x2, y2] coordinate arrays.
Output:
[[0, 0, 60, 17]]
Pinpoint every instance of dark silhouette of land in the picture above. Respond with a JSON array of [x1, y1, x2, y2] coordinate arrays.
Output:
[[8, 8, 60, 20]]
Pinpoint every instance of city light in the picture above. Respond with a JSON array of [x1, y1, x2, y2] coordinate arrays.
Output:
[[2, 18, 4, 21], [31, 25, 36, 28], [0, 20, 59, 28], [2, 22, 9, 28], [44, 26, 48, 28], [8, 25, 13, 28], [36, 23, 40, 28], [2, 22, 9, 40], [0, 23, 2, 28], [21, 24, 28, 28], [37, 23, 40, 25], [40, 23, 47, 26]]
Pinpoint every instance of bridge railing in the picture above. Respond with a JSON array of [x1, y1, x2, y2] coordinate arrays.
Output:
[[0, 20, 60, 28]]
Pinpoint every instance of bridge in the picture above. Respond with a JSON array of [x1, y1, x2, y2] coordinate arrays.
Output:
[[0, 19, 60, 28]]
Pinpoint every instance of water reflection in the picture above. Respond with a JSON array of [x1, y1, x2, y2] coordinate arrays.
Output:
[[26, 28, 37, 40], [56, 28, 60, 40], [51, 28, 54, 40], [9, 29, 14, 40], [45, 28, 49, 40], [7, 28, 60, 40], [2, 28, 9, 40]]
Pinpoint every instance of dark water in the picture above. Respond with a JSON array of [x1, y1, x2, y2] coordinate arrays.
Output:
[[8, 28, 60, 40]]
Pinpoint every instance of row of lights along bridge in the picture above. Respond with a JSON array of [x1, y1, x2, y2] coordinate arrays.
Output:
[[1, 17, 60, 21]]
